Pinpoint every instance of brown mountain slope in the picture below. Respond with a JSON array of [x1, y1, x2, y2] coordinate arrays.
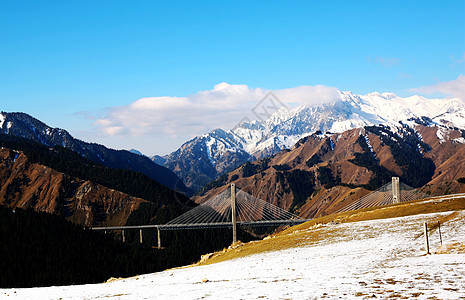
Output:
[[194, 124, 465, 219], [416, 126, 465, 184], [0, 148, 146, 227]]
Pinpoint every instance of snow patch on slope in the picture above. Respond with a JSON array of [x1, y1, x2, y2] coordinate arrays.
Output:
[[436, 127, 450, 144], [202, 130, 244, 165], [453, 137, 465, 144], [364, 134, 376, 157]]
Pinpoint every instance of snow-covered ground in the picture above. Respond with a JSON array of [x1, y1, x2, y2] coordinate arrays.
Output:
[[3, 211, 465, 299]]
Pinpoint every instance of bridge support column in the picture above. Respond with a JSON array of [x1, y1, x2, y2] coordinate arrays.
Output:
[[139, 229, 143, 244], [392, 177, 400, 203], [231, 183, 237, 244], [122, 230, 125, 243], [157, 227, 161, 249]]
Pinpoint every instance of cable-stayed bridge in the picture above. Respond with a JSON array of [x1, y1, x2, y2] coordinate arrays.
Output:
[[92, 184, 307, 247], [163, 184, 306, 230], [92, 177, 428, 247]]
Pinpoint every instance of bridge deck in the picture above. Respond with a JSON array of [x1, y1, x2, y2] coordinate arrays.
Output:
[[91, 220, 310, 231]]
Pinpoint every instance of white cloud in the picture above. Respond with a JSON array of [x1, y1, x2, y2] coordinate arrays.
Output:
[[92, 83, 340, 153], [274, 85, 341, 106], [410, 74, 465, 101]]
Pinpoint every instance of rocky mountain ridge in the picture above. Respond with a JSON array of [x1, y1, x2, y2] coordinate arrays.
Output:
[[0, 112, 189, 194]]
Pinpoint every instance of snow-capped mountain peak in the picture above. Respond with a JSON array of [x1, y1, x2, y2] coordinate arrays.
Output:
[[160, 90, 465, 190]]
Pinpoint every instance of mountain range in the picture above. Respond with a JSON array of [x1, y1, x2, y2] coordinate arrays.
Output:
[[193, 122, 465, 219], [0, 112, 190, 194], [153, 91, 465, 191]]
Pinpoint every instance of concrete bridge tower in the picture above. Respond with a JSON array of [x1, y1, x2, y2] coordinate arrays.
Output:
[[392, 177, 400, 203]]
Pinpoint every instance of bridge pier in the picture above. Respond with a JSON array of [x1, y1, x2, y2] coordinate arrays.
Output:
[[139, 229, 143, 244], [157, 227, 162, 249], [231, 183, 237, 244], [122, 230, 125, 243], [392, 177, 400, 203]]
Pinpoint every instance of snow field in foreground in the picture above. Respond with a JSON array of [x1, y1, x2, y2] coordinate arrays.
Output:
[[3, 210, 465, 299]]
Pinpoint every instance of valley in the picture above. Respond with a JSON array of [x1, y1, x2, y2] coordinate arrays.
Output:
[[2, 92, 465, 291]]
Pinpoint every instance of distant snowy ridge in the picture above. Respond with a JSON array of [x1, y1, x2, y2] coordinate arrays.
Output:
[[203, 91, 464, 161], [160, 91, 465, 190], [230, 91, 465, 158]]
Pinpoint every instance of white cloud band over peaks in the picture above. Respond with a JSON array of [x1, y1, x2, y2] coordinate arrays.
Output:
[[93, 83, 340, 142], [410, 74, 465, 101]]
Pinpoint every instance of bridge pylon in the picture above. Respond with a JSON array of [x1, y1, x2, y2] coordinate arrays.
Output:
[[392, 177, 400, 203], [231, 183, 237, 244]]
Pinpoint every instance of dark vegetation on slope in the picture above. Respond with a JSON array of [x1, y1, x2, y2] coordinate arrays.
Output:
[[365, 125, 435, 187], [347, 125, 435, 190], [0, 206, 253, 288], [196, 173, 230, 196], [283, 169, 315, 212], [0, 134, 257, 287], [304, 138, 333, 168], [272, 164, 292, 171], [241, 157, 272, 177], [349, 135, 395, 189], [305, 154, 322, 168], [317, 166, 341, 189]]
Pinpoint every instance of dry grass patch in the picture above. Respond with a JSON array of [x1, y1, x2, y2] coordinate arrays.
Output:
[[283, 196, 465, 234], [199, 225, 345, 265], [435, 242, 465, 254]]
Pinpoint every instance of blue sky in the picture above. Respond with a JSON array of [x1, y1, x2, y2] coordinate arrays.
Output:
[[1, 1, 464, 155]]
